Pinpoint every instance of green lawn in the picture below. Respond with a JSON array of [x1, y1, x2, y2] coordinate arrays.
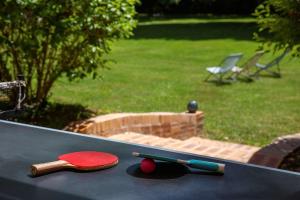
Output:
[[51, 17, 300, 146]]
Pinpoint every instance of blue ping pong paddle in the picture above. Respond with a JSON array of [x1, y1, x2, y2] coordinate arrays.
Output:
[[132, 152, 225, 173]]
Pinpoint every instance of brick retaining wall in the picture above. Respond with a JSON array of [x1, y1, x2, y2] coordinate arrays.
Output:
[[67, 111, 204, 140]]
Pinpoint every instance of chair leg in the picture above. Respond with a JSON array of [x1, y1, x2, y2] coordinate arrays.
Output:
[[218, 74, 223, 82], [251, 70, 260, 79], [243, 72, 254, 81], [265, 68, 281, 77], [204, 73, 212, 82], [277, 64, 281, 77], [228, 72, 238, 81]]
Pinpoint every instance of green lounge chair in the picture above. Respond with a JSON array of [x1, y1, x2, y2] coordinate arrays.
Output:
[[253, 49, 290, 77], [230, 51, 265, 80], [205, 53, 243, 82]]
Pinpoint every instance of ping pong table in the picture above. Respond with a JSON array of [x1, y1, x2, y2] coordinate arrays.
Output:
[[0, 120, 299, 199]]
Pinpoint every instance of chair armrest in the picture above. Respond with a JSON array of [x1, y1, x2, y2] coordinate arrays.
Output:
[[255, 63, 265, 69]]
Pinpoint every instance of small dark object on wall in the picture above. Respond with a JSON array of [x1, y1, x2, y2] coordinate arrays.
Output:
[[187, 100, 198, 113]]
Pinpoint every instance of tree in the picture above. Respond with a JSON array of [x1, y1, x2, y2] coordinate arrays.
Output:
[[254, 0, 300, 56], [0, 0, 138, 105]]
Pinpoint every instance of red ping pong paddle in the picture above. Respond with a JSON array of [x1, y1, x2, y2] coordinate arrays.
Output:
[[31, 151, 118, 176]]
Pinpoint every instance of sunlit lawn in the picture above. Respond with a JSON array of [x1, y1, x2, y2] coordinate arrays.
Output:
[[51, 17, 300, 146]]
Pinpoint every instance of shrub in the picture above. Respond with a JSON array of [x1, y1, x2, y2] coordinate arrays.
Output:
[[0, 0, 138, 105], [254, 0, 300, 55]]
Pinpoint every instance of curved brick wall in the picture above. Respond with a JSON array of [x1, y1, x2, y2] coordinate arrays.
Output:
[[248, 133, 300, 168], [67, 111, 204, 140]]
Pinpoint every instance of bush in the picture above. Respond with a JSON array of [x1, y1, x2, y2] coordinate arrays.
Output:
[[254, 0, 300, 55], [0, 0, 138, 105]]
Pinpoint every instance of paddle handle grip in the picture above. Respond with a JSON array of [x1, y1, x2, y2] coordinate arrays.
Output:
[[184, 159, 225, 173], [31, 160, 70, 176]]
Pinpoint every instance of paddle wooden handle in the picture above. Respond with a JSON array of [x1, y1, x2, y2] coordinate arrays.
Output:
[[31, 160, 71, 176]]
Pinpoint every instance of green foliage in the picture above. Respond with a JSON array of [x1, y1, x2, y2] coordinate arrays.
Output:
[[0, 0, 138, 104], [254, 0, 300, 56]]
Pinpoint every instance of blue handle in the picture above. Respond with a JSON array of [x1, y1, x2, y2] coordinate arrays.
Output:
[[187, 159, 225, 173]]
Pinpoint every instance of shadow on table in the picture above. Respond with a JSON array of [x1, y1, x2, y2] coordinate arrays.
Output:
[[127, 162, 223, 180], [0, 102, 98, 130]]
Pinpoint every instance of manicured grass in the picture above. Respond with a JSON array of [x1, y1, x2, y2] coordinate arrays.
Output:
[[51, 17, 300, 146]]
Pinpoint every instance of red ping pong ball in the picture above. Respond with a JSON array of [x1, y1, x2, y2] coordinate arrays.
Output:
[[140, 158, 156, 174]]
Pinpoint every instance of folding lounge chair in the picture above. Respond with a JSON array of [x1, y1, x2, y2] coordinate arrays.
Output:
[[253, 48, 290, 77], [205, 53, 243, 82], [230, 51, 265, 80]]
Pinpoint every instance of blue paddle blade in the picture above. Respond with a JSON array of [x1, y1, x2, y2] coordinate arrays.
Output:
[[132, 152, 225, 173]]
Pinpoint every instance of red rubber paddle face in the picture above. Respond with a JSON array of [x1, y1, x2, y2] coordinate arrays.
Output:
[[58, 151, 118, 170]]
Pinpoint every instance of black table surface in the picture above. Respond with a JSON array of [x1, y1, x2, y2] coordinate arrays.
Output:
[[0, 120, 299, 200]]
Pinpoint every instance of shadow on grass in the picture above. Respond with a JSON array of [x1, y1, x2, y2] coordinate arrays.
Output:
[[0, 102, 97, 130], [205, 80, 233, 86], [137, 15, 254, 22], [257, 73, 282, 79], [132, 21, 257, 41]]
